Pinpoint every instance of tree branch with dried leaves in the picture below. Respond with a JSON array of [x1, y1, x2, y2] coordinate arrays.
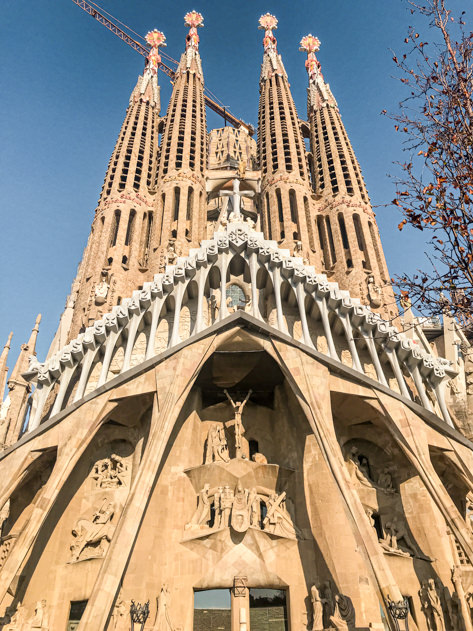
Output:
[[384, 0, 473, 329]]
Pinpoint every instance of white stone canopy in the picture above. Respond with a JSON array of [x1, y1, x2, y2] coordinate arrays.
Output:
[[24, 222, 455, 432]]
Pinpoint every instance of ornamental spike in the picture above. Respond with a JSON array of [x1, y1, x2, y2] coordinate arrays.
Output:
[[259, 13, 278, 53], [299, 34, 322, 83], [145, 29, 166, 75], [184, 11, 204, 51]]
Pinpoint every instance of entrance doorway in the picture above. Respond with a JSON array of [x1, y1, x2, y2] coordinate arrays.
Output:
[[249, 589, 288, 631], [194, 589, 231, 631]]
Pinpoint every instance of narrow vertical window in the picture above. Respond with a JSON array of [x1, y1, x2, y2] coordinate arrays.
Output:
[[354, 214, 371, 270], [173, 187, 180, 221], [289, 190, 297, 223], [186, 187, 194, 221], [110, 210, 121, 247], [325, 216, 337, 265], [266, 193, 272, 240], [124, 210, 136, 246], [276, 188, 284, 239]]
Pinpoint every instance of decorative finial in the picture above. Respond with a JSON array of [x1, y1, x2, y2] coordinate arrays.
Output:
[[299, 34, 322, 83], [184, 11, 204, 50], [258, 14, 278, 53], [145, 29, 166, 75]]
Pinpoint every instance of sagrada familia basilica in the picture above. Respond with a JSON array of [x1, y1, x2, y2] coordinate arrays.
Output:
[[0, 10, 472, 631]]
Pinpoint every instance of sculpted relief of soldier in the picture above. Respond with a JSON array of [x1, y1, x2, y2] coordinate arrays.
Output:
[[70, 498, 116, 562]]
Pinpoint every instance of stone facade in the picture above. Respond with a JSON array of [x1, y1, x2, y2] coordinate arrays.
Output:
[[0, 11, 473, 631]]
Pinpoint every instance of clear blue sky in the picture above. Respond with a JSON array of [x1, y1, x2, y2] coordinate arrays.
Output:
[[0, 0, 461, 365]]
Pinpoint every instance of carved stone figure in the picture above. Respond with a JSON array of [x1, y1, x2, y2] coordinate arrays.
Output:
[[0, 498, 10, 536], [330, 594, 355, 631], [465, 492, 473, 534], [248, 488, 261, 528], [185, 484, 211, 530], [211, 486, 221, 529], [27, 600, 49, 630], [419, 579, 446, 631], [252, 452, 268, 465], [111, 592, 128, 631], [154, 585, 173, 631], [165, 240, 179, 267], [220, 484, 234, 527], [367, 275, 382, 308], [231, 482, 250, 533], [348, 447, 374, 487], [70, 498, 115, 562], [94, 270, 110, 306], [224, 389, 252, 459], [91, 454, 128, 488], [2, 603, 26, 630], [383, 517, 419, 558], [377, 468, 396, 493], [263, 491, 297, 538], [204, 424, 229, 464], [310, 585, 326, 631]]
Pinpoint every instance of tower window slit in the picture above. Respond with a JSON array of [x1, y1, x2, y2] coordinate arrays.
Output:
[[325, 216, 337, 265], [289, 190, 297, 223], [173, 187, 180, 222], [124, 209, 136, 246], [110, 209, 121, 247]]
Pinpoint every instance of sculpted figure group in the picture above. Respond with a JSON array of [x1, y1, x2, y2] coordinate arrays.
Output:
[[0, 600, 49, 630], [310, 583, 355, 631], [185, 481, 298, 538], [91, 454, 128, 488]]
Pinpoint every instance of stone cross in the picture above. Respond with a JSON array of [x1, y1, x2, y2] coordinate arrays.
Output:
[[219, 179, 254, 220]]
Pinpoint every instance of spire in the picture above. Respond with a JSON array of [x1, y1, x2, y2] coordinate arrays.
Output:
[[2, 314, 41, 447], [65, 28, 166, 340], [257, 14, 320, 264], [258, 13, 286, 81], [302, 35, 396, 320], [154, 12, 207, 261], [9, 314, 41, 383], [0, 332, 13, 402], [301, 35, 368, 202]]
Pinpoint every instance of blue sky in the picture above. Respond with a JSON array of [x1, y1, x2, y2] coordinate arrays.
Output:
[[0, 0, 460, 365]]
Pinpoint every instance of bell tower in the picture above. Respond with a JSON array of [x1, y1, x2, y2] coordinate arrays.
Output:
[[67, 31, 165, 340], [257, 14, 321, 265], [301, 35, 397, 320], [154, 11, 208, 265]]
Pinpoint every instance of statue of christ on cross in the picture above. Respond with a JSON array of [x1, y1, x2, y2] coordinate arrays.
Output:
[[224, 389, 252, 459]]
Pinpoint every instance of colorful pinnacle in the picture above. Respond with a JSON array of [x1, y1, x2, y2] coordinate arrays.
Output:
[[259, 13, 278, 53], [299, 34, 322, 83], [145, 29, 166, 74], [184, 11, 204, 51]]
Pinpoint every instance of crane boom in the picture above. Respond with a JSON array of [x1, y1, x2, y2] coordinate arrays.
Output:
[[71, 0, 254, 133]]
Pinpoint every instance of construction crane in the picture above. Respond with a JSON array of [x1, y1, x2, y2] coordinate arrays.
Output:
[[71, 0, 255, 135]]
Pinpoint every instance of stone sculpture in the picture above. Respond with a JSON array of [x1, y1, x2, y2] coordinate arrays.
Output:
[[377, 468, 396, 493], [94, 270, 110, 306], [0, 498, 10, 536], [330, 594, 355, 630], [248, 488, 261, 528], [231, 482, 250, 533], [111, 592, 129, 631], [27, 600, 49, 630], [263, 491, 298, 538], [419, 579, 446, 631], [224, 389, 252, 458], [310, 585, 326, 631], [367, 275, 382, 308], [153, 585, 173, 631], [70, 498, 115, 562], [1, 603, 26, 630], [220, 484, 234, 527], [91, 454, 128, 488], [185, 484, 211, 530], [204, 424, 229, 464], [465, 492, 473, 533]]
